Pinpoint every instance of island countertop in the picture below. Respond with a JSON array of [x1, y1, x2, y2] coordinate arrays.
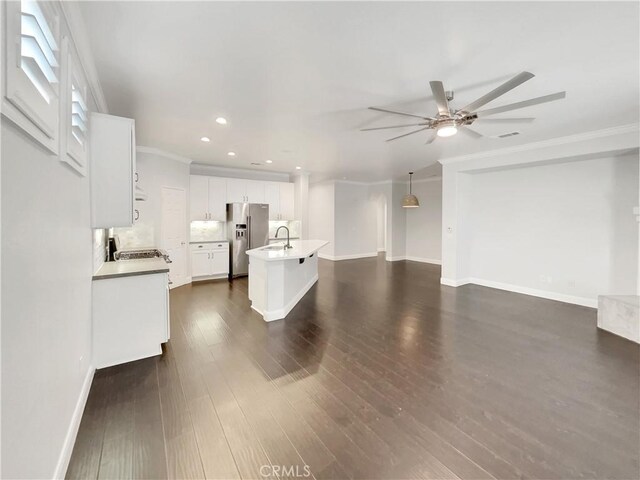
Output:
[[93, 258, 170, 280], [246, 240, 329, 262]]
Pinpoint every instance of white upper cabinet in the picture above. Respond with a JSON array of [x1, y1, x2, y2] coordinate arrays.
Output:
[[265, 182, 295, 220], [226, 178, 246, 203], [3, 0, 62, 153], [207, 177, 227, 221], [264, 183, 281, 220], [91, 113, 136, 228], [190, 175, 228, 221], [225, 178, 265, 203], [245, 179, 265, 203], [190, 175, 209, 221], [189, 176, 295, 223]]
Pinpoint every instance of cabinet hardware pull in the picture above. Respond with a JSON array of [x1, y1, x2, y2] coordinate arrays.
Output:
[[134, 209, 139, 221]]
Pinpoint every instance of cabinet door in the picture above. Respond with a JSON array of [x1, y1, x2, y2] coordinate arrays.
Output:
[[207, 177, 227, 221], [191, 251, 213, 277], [264, 183, 281, 220], [211, 251, 229, 275], [90, 113, 135, 228], [245, 180, 265, 204], [190, 176, 209, 221], [279, 183, 295, 220], [226, 178, 246, 203]]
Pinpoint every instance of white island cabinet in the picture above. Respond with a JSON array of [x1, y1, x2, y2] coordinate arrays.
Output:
[[246, 240, 329, 321]]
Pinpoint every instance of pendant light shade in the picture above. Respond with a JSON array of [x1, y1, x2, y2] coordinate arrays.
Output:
[[402, 172, 419, 208]]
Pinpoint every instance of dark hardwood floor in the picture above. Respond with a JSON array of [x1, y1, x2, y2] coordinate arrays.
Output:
[[67, 256, 640, 479]]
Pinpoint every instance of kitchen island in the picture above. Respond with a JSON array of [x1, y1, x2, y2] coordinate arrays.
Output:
[[246, 240, 329, 321]]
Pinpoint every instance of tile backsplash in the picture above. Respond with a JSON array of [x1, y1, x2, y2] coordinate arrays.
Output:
[[190, 221, 226, 242], [113, 222, 154, 249], [269, 220, 301, 239]]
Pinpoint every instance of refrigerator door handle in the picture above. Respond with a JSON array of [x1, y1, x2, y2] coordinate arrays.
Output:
[[247, 215, 251, 249]]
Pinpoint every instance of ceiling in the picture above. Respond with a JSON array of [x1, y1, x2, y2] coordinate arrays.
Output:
[[79, 1, 639, 182]]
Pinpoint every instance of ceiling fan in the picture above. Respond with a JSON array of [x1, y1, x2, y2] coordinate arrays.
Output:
[[362, 72, 566, 144]]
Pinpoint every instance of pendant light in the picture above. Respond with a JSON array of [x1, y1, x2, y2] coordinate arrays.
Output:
[[402, 172, 419, 208]]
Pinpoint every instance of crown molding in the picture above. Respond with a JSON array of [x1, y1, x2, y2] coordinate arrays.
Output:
[[136, 146, 193, 164], [59, 2, 108, 113], [438, 123, 640, 166]]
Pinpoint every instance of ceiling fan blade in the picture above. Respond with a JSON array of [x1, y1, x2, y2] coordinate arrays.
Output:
[[368, 106, 432, 120], [429, 81, 450, 116], [474, 117, 535, 124], [385, 126, 430, 142], [460, 127, 483, 138], [458, 71, 535, 113], [425, 132, 437, 144], [361, 122, 428, 131], [475, 91, 566, 117]]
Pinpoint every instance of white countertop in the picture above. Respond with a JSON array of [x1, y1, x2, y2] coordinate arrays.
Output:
[[93, 258, 170, 280], [246, 240, 329, 262]]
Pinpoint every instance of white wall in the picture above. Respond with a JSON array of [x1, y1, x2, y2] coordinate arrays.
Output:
[[308, 182, 335, 257], [333, 182, 377, 258], [1, 120, 94, 478], [467, 155, 638, 304], [405, 179, 442, 264]]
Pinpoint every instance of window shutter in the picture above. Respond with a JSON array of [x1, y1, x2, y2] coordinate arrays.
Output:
[[64, 44, 89, 175], [4, 0, 61, 151]]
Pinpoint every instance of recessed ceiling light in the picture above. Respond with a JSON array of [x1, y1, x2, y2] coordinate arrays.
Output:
[[200, 137, 210, 142], [265, 160, 273, 164], [227, 151, 236, 156], [295, 166, 302, 170], [215, 117, 227, 125]]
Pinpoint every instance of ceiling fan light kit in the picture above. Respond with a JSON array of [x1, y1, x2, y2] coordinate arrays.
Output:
[[436, 119, 458, 137], [402, 172, 420, 208], [363, 71, 566, 144]]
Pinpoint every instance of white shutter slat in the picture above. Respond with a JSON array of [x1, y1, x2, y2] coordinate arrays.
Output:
[[21, 13, 58, 67], [21, 35, 58, 84], [72, 112, 87, 132], [20, 0, 58, 51], [20, 55, 56, 104], [71, 87, 87, 112], [71, 102, 87, 121]]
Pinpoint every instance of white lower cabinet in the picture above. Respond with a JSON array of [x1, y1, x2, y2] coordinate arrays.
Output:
[[92, 272, 169, 369], [191, 242, 229, 280]]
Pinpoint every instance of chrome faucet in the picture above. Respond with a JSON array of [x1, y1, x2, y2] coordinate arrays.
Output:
[[275, 226, 293, 249]]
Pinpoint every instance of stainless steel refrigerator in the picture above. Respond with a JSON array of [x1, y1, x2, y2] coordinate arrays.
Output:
[[227, 203, 269, 278]]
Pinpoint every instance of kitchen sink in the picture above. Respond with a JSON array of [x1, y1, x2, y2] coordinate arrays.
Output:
[[261, 245, 285, 251]]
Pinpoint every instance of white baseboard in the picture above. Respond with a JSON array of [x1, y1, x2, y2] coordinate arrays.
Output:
[[468, 277, 597, 308], [377, 248, 386, 253], [386, 255, 442, 265], [404, 256, 442, 265], [54, 365, 95, 479], [441, 276, 596, 308], [318, 252, 378, 261], [440, 277, 471, 287]]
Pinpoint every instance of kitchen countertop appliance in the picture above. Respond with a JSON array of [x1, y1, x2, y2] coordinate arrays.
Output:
[[227, 203, 269, 278]]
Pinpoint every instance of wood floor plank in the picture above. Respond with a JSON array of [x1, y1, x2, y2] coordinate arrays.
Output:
[[66, 255, 640, 480]]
